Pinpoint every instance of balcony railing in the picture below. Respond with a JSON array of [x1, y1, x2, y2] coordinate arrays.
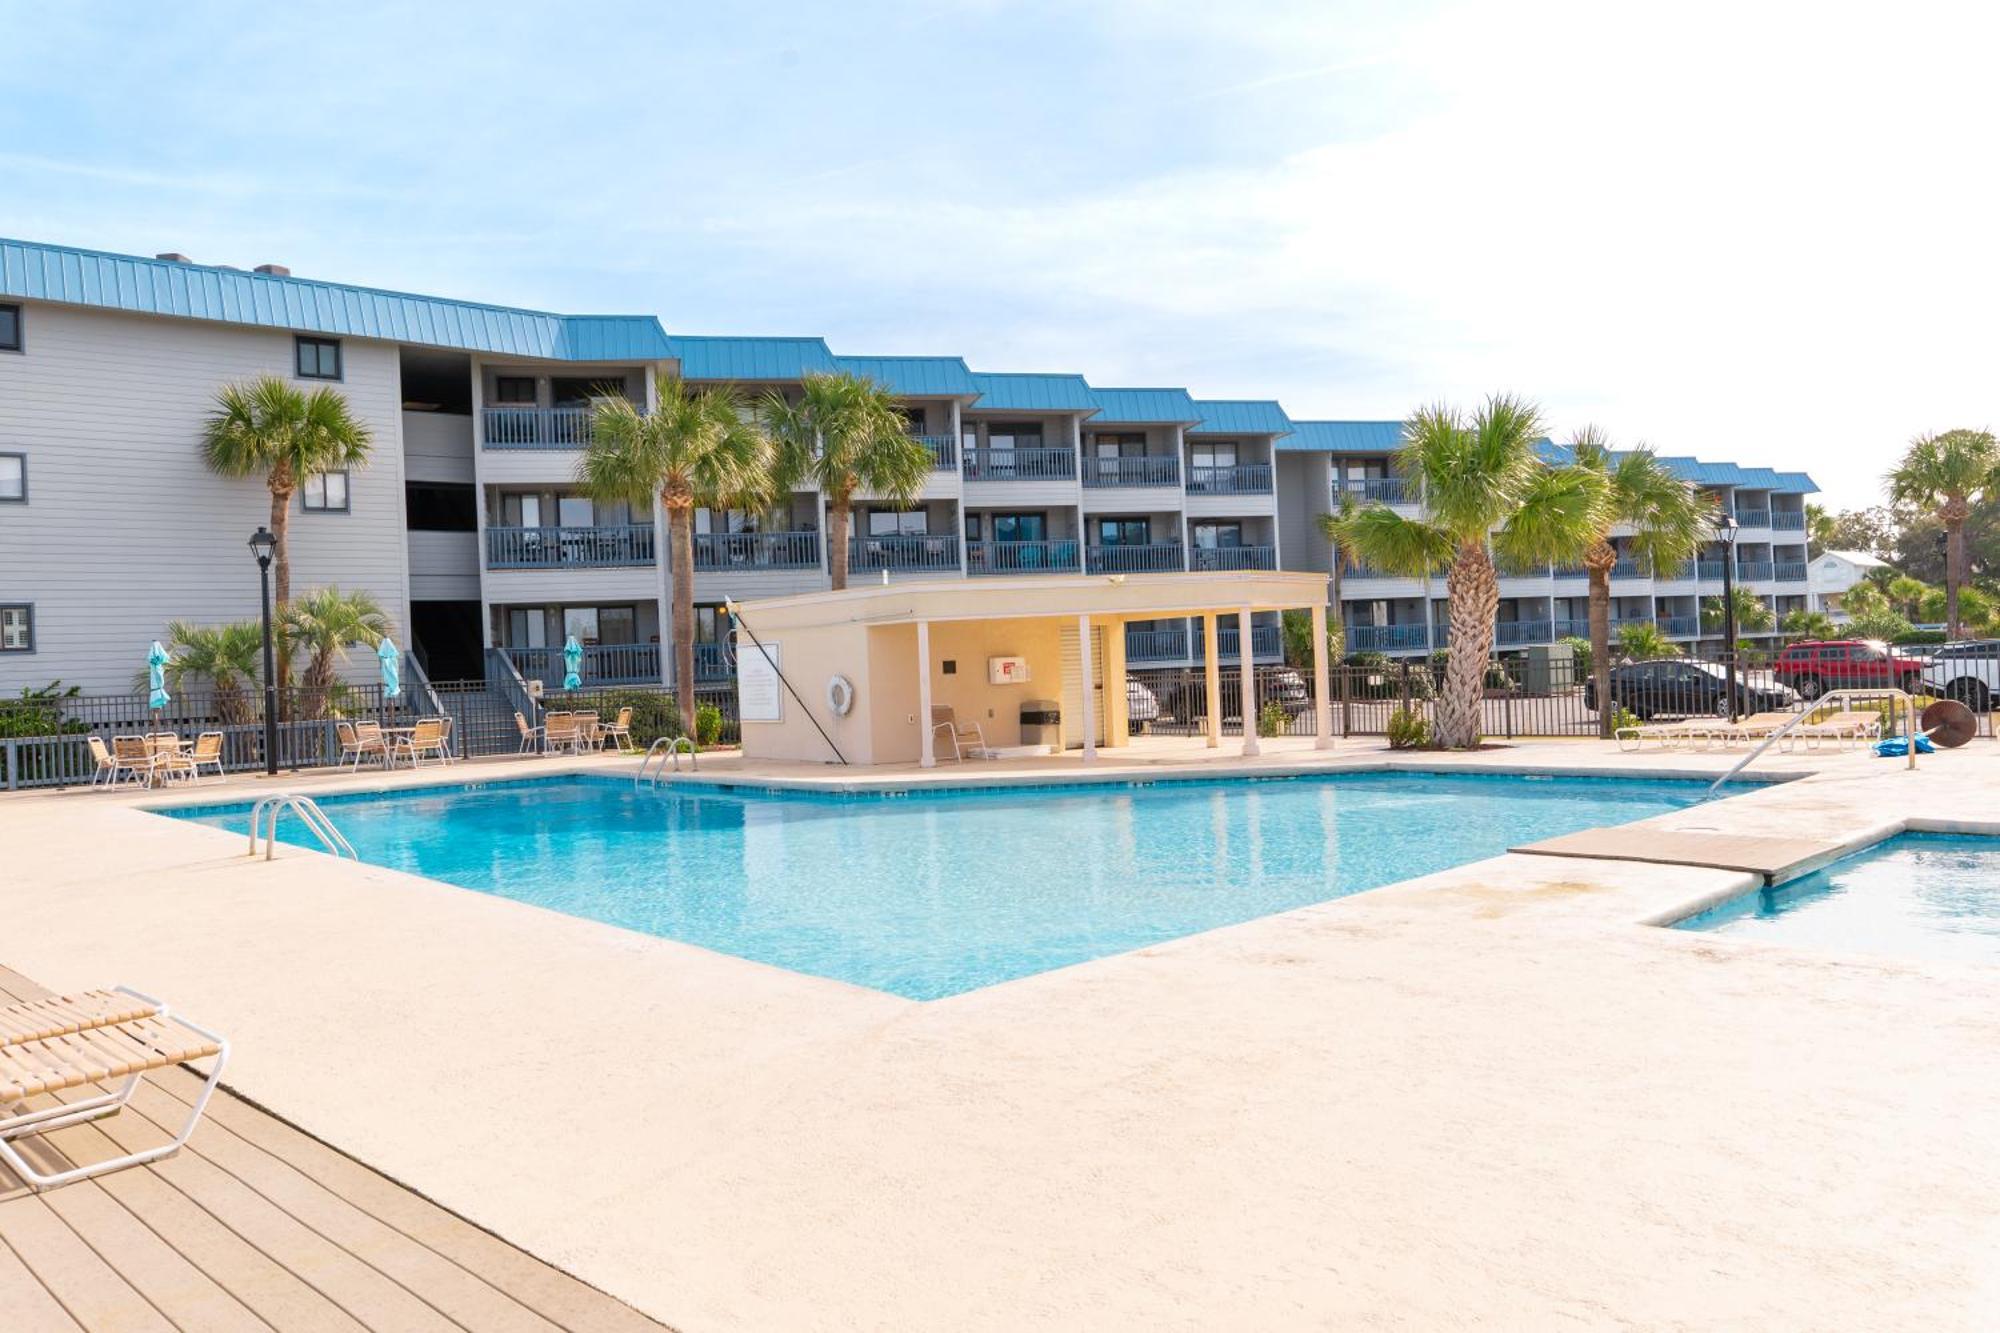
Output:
[[1336, 477, 1412, 504], [1495, 620, 1555, 646], [1082, 455, 1181, 488], [1497, 558, 1552, 578], [1774, 560, 1808, 582], [1659, 616, 1700, 636], [481, 406, 597, 450], [912, 435, 957, 471], [1697, 560, 1727, 580], [1771, 511, 1806, 530], [1658, 560, 1697, 581], [1086, 543, 1185, 574], [1552, 617, 1655, 639], [1187, 463, 1274, 495], [1196, 623, 1283, 659], [848, 534, 961, 572], [1611, 559, 1646, 578], [692, 531, 821, 570], [1345, 623, 1430, 652], [1124, 627, 1192, 663], [485, 524, 656, 569], [1192, 545, 1277, 571], [693, 642, 733, 680], [1737, 560, 1776, 580], [966, 539, 1081, 574], [506, 642, 659, 689], [1733, 508, 1772, 527], [961, 447, 1076, 482]]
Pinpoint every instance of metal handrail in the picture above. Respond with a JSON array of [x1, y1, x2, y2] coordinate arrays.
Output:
[[247, 794, 356, 860], [1705, 688, 1910, 798], [636, 735, 697, 785]]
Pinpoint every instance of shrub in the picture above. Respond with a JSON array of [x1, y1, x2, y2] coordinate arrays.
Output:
[[1617, 623, 1681, 660], [695, 701, 725, 747], [1557, 635, 1593, 684], [1256, 700, 1288, 738], [1386, 707, 1431, 749], [0, 681, 83, 739], [1608, 704, 1642, 734], [548, 688, 684, 746], [1892, 628, 1946, 645]]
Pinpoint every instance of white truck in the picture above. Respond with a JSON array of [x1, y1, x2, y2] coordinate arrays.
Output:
[[1919, 640, 2000, 712]]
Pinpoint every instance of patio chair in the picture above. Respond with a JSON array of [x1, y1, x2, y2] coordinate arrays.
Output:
[[147, 733, 195, 785], [515, 710, 544, 754], [391, 717, 451, 767], [599, 706, 635, 753], [542, 711, 576, 755], [336, 720, 388, 770], [86, 735, 137, 788], [188, 730, 226, 781], [931, 706, 989, 762], [569, 710, 601, 753], [0, 985, 228, 1191], [110, 735, 154, 786]]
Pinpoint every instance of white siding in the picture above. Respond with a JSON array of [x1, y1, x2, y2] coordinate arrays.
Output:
[[0, 303, 409, 693]]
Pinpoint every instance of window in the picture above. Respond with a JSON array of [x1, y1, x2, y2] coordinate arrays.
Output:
[[1192, 521, 1243, 549], [1093, 433, 1145, 458], [990, 512, 1046, 543], [1097, 518, 1149, 546], [0, 303, 19, 352], [404, 482, 476, 532], [898, 405, 928, 435], [301, 471, 350, 512], [868, 510, 929, 537], [1191, 441, 1239, 468], [493, 376, 537, 405], [0, 453, 23, 502], [553, 377, 622, 406], [0, 604, 31, 652], [295, 336, 342, 380]]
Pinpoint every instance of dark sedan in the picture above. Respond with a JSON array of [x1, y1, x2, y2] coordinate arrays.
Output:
[[1583, 658, 1799, 720]]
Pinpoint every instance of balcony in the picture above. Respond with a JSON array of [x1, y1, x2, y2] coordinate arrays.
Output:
[[482, 406, 596, 450], [848, 534, 961, 573], [1196, 623, 1283, 659], [1659, 616, 1700, 636], [1771, 511, 1806, 531], [1733, 508, 1772, 527], [1192, 545, 1277, 571], [1497, 558, 1552, 579], [912, 435, 957, 471], [1774, 560, 1808, 582], [1187, 463, 1274, 495], [692, 531, 820, 570], [966, 539, 1081, 575], [693, 642, 733, 680], [1552, 617, 1654, 639], [1696, 560, 1727, 580], [1737, 560, 1776, 580], [1659, 560, 1697, 581], [1336, 477, 1412, 505], [1495, 620, 1555, 646], [1346, 623, 1430, 652], [1082, 455, 1181, 488], [486, 524, 655, 570], [1610, 559, 1646, 579], [962, 447, 1076, 482], [507, 642, 658, 688], [1124, 626, 1192, 663], [1086, 543, 1185, 574]]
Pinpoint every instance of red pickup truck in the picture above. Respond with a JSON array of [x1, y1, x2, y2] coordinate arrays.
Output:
[[1771, 639, 1926, 698]]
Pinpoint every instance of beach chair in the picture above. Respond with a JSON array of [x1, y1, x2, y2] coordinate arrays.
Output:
[[1615, 718, 1709, 753], [1711, 711, 1801, 748], [188, 730, 226, 781], [542, 712, 576, 755], [930, 706, 989, 761], [570, 711, 601, 753], [110, 735, 154, 787], [147, 733, 194, 784], [87, 735, 142, 788], [515, 710, 544, 754], [392, 717, 451, 767], [0, 986, 228, 1191], [1793, 709, 1885, 750], [599, 706, 635, 753], [336, 720, 388, 770]]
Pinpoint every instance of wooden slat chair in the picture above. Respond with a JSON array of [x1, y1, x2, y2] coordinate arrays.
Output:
[[0, 986, 228, 1191], [599, 706, 635, 753], [515, 710, 545, 754], [569, 711, 601, 753], [188, 730, 226, 781], [930, 706, 989, 761], [110, 735, 154, 787], [147, 732, 195, 785], [541, 711, 575, 756], [392, 717, 451, 767]]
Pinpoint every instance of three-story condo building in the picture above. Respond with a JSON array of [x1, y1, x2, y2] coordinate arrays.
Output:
[[0, 239, 1813, 696]]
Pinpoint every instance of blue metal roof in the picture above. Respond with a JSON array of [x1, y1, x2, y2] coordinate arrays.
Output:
[[1191, 399, 1292, 436], [668, 335, 837, 381], [1540, 444, 1817, 494], [1084, 386, 1199, 424], [0, 238, 673, 360], [833, 355, 977, 397], [1282, 420, 1403, 453], [965, 372, 1097, 412]]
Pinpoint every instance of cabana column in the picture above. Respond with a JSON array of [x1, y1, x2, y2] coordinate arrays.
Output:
[[1237, 607, 1260, 758], [1311, 602, 1333, 750]]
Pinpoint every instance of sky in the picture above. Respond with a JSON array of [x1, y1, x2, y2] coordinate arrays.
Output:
[[4, 0, 1995, 510]]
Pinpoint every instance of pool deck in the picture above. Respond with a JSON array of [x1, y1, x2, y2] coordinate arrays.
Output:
[[4, 735, 2000, 1329]]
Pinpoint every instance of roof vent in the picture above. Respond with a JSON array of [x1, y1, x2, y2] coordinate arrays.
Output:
[[155, 252, 192, 263], [254, 263, 291, 277]]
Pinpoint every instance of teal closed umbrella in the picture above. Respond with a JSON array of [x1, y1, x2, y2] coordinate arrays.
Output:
[[146, 640, 171, 713], [377, 637, 402, 700], [562, 635, 584, 691]]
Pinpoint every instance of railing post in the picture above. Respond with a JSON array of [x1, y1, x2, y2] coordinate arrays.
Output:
[[3, 738, 14, 791]]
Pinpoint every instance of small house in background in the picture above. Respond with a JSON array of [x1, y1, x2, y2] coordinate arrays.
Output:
[[1808, 549, 1893, 620]]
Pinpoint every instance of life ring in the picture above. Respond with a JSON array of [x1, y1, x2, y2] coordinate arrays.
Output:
[[826, 674, 855, 716]]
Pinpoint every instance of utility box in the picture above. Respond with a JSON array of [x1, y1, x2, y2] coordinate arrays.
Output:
[[1019, 699, 1061, 746], [1521, 641, 1572, 695]]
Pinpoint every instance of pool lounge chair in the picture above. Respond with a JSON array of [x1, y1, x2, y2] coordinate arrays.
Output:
[[1793, 709, 1885, 750], [931, 706, 989, 761], [1615, 718, 1715, 752], [1710, 711, 1803, 748], [0, 986, 228, 1191]]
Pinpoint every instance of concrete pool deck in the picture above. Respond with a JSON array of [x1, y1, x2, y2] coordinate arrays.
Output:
[[3, 736, 1999, 1329]]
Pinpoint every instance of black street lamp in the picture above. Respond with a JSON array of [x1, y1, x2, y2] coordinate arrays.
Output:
[[1716, 512, 1740, 723], [249, 527, 280, 776]]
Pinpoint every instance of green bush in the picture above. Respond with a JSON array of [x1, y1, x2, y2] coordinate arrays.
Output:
[[695, 701, 725, 747], [1893, 628, 1946, 645], [1557, 635, 1593, 683], [1386, 707, 1431, 749], [1256, 700, 1287, 738], [0, 681, 83, 739], [548, 688, 684, 746]]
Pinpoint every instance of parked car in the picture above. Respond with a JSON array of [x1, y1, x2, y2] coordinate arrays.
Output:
[[1919, 639, 2000, 711], [1154, 667, 1313, 723], [1125, 678, 1160, 734], [1771, 639, 1926, 699], [1583, 658, 1799, 720]]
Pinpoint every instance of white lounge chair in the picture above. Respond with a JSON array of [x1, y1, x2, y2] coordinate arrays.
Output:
[[931, 706, 989, 761]]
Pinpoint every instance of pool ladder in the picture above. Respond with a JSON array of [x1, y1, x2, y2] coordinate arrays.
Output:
[[636, 736, 697, 786], [246, 794, 356, 861]]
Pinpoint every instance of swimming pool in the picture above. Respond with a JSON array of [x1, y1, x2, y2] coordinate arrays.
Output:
[[1677, 832, 2000, 967], [166, 773, 1704, 999]]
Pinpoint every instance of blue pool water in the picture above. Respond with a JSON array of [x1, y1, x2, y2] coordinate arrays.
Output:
[[165, 773, 1703, 999], [1678, 833, 2000, 966]]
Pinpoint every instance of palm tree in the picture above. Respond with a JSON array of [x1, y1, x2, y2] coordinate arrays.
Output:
[[1701, 586, 1774, 638], [1780, 609, 1839, 641], [762, 372, 931, 590], [201, 375, 373, 688], [1617, 622, 1681, 660], [148, 620, 262, 724], [1568, 427, 1712, 736], [1886, 574, 1930, 620], [1327, 395, 1604, 748], [1886, 429, 2000, 638], [1805, 503, 1836, 559], [579, 375, 774, 733], [281, 587, 389, 718]]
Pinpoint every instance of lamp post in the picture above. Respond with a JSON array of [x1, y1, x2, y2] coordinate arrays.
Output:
[[249, 527, 280, 776], [1716, 512, 1739, 723]]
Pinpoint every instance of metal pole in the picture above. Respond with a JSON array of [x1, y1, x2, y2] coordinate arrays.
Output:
[[1720, 547, 1739, 724], [258, 556, 279, 776]]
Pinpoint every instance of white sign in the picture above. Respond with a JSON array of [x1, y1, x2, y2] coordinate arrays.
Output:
[[737, 641, 783, 722], [988, 655, 1030, 685]]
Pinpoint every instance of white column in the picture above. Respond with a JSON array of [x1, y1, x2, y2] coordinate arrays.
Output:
[[917, 620, 935, 769], [1078, 614, 1097, 763], [1202, 612, 1222, 749], [1311, 601, 1334, 750], [1238, 607, 1261, 757]]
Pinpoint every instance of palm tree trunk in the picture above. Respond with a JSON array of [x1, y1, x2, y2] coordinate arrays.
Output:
[[1438, 542, 1499, 749], [827, 491, 852, 591], [667, 501, 698, 735], [1585, 541, 1616, 738], [268, 479, 294, 698], [1944, 508, 1967, 638]]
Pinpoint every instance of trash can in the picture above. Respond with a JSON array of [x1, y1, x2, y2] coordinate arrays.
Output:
[[1020, 699, 1061, 746]]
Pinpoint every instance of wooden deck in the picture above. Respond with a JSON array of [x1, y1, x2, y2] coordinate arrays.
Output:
[[0, 966, 669, 1332]]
